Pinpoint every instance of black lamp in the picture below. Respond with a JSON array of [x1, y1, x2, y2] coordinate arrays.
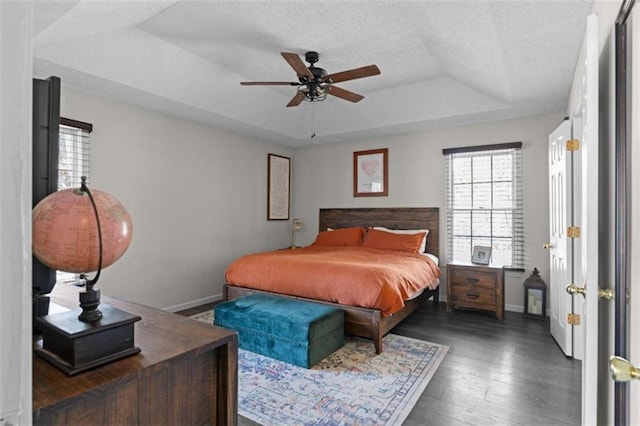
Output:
[[32, 177, 141, 375], [523, 267, 547, 318]]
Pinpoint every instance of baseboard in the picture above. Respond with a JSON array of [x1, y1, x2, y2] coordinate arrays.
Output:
[[439, 296, 523, 313], [442, 301, 549, 317], [162, 293, 223, 313], [505, 304, 551, 317], [505, 304, 524, 313]]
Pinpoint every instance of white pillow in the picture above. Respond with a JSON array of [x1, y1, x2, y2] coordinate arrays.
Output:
[[422, 252, 439, 265], [372, 227, 429, 253]]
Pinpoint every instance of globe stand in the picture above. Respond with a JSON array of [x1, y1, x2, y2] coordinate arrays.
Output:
[[79, 283, 102, 322], [34, 177, 140, 376], [34, 302, 141, 376]]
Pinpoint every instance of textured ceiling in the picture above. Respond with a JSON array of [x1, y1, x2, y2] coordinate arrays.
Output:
[[33, 1, 594, 147]]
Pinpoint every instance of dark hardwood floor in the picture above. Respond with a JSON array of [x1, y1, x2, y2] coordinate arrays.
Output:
[[178, 302, 581, 426], [396, 303, 581, 426]]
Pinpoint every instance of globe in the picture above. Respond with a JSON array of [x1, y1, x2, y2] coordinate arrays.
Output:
[[32, 187, 133, 273]]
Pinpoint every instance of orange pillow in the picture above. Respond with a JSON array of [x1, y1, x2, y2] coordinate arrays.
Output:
[[312, 227, 365, 247], [362, 228, 426, 253]]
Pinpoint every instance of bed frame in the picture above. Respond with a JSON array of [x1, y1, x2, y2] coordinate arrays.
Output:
[[224, 207, 440, 354]]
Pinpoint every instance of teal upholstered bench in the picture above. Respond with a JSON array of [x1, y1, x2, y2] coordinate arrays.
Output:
[[214, 293, 344, 368]]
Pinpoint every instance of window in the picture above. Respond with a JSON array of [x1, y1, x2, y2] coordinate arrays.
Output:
[[444, 142, 524, 269], [56, 117, 92, 283], [59, 118, 91, 189]]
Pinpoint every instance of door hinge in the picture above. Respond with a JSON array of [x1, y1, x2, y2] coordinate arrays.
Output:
[[567, 226, 581, 238], [566, 139, 580, 151], [567, 313, 581, 325]]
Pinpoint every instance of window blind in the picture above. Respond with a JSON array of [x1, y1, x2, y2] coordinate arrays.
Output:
[[444, 142, 524, 269], [57, 118, 92, 283], [58, 118, 91, 188]]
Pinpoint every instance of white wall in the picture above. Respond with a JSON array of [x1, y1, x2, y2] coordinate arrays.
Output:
[[292, 113, 563, 309], [0, 2, 33, 424], [60, 88, 293, 310]]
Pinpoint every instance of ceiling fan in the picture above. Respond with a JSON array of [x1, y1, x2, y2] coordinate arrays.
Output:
[[240, 51, 381, 107]]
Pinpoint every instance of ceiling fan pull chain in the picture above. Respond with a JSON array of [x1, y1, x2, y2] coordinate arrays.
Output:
[[310, 103, 316, 139]]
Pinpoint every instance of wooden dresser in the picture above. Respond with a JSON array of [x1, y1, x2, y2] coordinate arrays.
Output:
[[446, 261, 505, 320], [33, 285, 238, 425]]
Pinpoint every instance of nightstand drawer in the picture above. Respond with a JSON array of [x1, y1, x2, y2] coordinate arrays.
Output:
[[450, 269, 497, 289], [449, 285, 497, 306]]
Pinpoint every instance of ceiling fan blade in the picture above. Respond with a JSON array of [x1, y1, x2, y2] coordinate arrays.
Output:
[[326, 85, 364, 103], [281, 52, 314, 80], [286, 92, 306, 107], [240, 81, 299, 86], [326, 64, 381, 84]]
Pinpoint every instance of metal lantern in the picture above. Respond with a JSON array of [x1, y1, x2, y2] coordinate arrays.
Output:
[[523, 267, 547, 318]]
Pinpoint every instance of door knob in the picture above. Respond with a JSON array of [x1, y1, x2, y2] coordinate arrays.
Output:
[[566, 283, 586, 297], [543, 243, 553, 250], [598, 288, 615, 300], [609, 356, 640, 381]]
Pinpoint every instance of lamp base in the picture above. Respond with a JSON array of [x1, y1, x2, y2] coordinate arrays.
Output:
[[35, 303, 141, 376]]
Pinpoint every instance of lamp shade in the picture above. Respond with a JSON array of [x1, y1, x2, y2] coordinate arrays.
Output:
[[32, 187, 133, 273]]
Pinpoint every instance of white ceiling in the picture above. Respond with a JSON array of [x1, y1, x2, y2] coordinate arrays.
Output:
[[33, 1, 594, 148]]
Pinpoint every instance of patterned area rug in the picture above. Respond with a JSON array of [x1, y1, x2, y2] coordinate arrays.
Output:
[[191, 310, 448, 426]]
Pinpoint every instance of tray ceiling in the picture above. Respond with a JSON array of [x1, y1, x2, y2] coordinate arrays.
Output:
[[33, 1, 594, 147]]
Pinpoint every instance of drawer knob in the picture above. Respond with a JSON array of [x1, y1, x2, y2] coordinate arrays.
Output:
[[466, 278, 479, 284], [466, 292, 479, 299]]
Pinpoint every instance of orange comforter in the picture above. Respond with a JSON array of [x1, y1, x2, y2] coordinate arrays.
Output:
[[224, 246, 441, 316]]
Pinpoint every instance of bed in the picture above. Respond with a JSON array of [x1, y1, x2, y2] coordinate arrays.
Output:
[[223, 207, 440, 353]]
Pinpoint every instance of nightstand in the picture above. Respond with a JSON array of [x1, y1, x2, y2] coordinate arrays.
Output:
[[446, 261, 504, 320]]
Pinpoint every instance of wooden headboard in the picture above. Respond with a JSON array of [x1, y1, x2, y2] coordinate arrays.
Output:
[[319, 207, 440, 258]]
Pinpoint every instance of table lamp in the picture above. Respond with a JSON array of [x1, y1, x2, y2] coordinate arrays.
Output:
[[32, 176, 141, 375], [291, 218, 302, 248]]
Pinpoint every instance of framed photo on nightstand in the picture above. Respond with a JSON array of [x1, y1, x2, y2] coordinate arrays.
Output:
[[471, 246, 491, 265]]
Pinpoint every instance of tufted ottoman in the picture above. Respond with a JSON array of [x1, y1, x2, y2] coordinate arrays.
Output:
[[214, 293, 344, 368]]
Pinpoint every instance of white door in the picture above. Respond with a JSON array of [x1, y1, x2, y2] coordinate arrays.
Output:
[[575, 14, 599, 425], [571, 115, 585, 362], [548, 119, 573, 357]]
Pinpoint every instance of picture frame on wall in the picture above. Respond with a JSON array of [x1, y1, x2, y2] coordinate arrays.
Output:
[[353, 148, 388, 197], [471, 245, 492, 265], [267, 153, 290, 220]]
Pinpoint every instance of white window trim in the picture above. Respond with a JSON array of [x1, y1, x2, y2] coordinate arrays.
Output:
[[444, 142, 524, 269]]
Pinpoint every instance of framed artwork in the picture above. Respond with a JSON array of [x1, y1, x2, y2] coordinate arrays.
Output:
[[267, 153, 290, 220], [353, 148, 388, 197], [471, 246, 492, 265]]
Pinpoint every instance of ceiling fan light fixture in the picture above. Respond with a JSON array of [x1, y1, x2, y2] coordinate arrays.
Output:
[[306, 94, 328, 103], [297, 85, 328, 103]]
